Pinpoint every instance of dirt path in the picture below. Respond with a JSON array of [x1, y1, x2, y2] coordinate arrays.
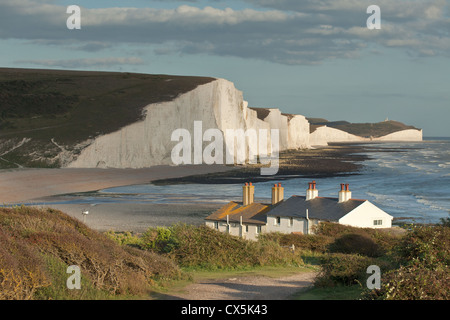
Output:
[[165, 272, 318, 300]]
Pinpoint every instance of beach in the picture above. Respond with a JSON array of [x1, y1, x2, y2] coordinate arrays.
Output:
[[0, 145, 376, 233], [0, 164, 233, 233]]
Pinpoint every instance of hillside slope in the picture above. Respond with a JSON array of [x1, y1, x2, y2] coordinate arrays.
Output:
[[0, 68, 214, 168], [0, 206, 181, 299]]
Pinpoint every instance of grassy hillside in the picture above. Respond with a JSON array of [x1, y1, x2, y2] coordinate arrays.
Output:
[[307, 118, 420, 138], [0, 206, 182, 299], [0, 68, 214, 168]]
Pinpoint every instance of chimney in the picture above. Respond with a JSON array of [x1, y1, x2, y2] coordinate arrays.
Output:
[[277, 183, 284, 203], [338, 183, 352, 203], [271, 184, 278, 205], [248, 182, 255, 205], [243, 182, 249, 206], [306, 180, 319, 200], [272, 183, 284, 205]]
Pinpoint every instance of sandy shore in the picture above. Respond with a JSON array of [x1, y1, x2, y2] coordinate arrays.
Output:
[[0, 164, 233, 233], [35, 202, 222, 233], [0, 164, 233, 204]]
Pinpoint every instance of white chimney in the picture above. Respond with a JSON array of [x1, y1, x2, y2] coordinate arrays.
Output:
[[306, 181, 318, 200], [338, 183, 352, 202]]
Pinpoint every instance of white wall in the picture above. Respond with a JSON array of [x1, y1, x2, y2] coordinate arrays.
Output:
[[338, 201, 393, 228], [205, 220, 265, 241]]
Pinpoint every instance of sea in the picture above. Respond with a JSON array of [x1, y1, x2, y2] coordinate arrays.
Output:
[[44, 137, 450, 225]]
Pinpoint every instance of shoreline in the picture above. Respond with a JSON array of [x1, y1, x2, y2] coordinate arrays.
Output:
[[0, 144, 408, 232], [151, 143, 410, 185]]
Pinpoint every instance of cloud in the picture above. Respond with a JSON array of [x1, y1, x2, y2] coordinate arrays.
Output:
[[1, 0, 449, 65], [15, 57, 145, 69]]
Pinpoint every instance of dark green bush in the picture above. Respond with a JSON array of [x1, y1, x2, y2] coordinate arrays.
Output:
[[138, 224, 304, 270], [397, 225, 449, 268], [365, 261, 450, 300], [315, 253, 374, 287], [260, 232, 333, 253], [364, 224, 450, 300], [329, 233, 382, 257]]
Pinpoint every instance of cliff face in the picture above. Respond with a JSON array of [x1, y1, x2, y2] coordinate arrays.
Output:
[[0, 68, 423, 169], [67, 79, 310, 168], [310, 126, 423, 146]]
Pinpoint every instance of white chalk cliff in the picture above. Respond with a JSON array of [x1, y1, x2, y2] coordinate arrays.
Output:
[[66, 78, 422, 168], [67, 78, 310, 168], [310, 126, 423, 146]]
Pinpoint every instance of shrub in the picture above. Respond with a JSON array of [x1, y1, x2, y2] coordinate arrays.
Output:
[[363, 224, 450, 300], [260, 232, 333, 253], [315, 253, 375, 287], [329, 233, 382, 257], [365, 261, 450, 300], [397, 225, 449, 268], [137, 224, 304, 270]]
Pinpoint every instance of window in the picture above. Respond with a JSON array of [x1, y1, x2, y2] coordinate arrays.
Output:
[[256, 226, 262, 234], [373, 219, 383, 226], [275, 216, 281, 226], [245, 225, 249, 233], [289, 217, 294, 227], [214, 221, 219, 229]]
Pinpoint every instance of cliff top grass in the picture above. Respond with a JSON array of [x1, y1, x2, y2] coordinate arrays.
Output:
[[0, 68, 215, 144], [0, 68, 214, 168]]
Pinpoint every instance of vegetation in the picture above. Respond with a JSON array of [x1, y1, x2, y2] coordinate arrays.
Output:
[[1, 205, 448, 300], [0, 206, 182, 300], [106, 224, 304, 270]]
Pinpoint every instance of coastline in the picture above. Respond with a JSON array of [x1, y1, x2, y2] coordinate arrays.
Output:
[[0, 144, 404, 233], [151, 144, 409, 185]]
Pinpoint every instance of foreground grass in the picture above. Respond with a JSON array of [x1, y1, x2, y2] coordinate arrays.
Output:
[[1, 206, 448, 300], [0, 206, 182, 300]]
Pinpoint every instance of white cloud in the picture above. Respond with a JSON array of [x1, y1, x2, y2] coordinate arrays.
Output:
[[1, 0, 449, 65]]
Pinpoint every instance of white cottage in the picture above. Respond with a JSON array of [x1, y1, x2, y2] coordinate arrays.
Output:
[[205, 181, 393, 240]]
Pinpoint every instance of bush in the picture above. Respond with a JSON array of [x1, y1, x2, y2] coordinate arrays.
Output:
[[365, 261, 450, 300], [137, 224, 304, 270], [329, 233, 382, 257], [314, 253, 374, 287], [260, 232, 333, 253], [397, 225, 449, 268], [363, 224, 450, 300]]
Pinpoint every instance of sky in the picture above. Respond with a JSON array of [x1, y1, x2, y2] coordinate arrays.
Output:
[[1, 0, 449, 136]]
